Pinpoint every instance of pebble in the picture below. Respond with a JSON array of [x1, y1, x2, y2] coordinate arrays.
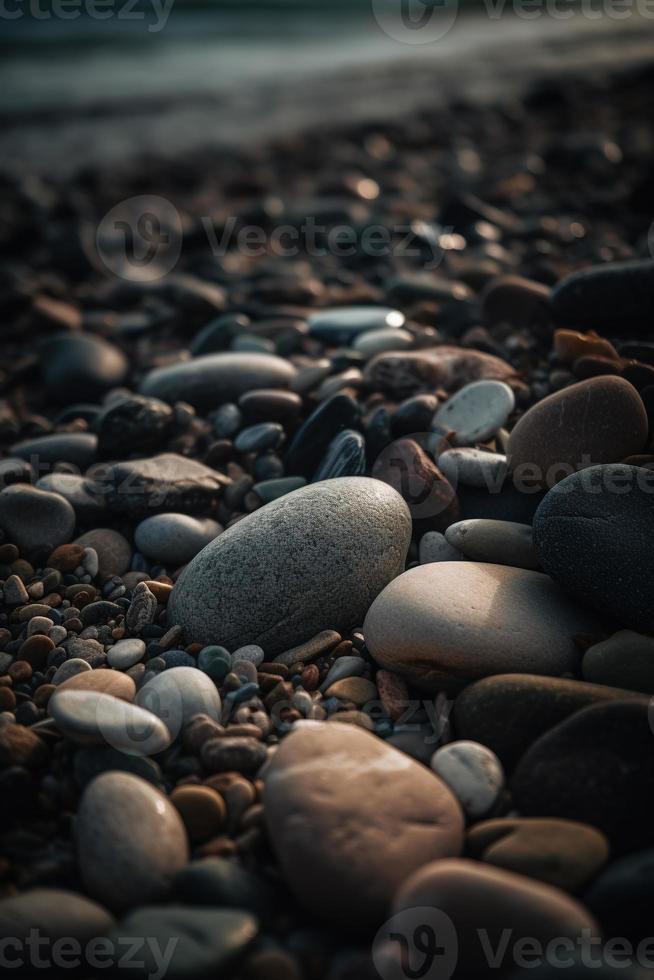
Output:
[[432, 380, 515, 446], [353, 326, 413, 358], [74, 528, 132, 577], [202, 735, 267, 775], [106, 906, 256, 979], [363, 345, 517, 399], [453, 673, 648, 771], [58, 668, 136, 701], [12, 432, 98, 470], [534, 464, 654, 633], [39, 332, 128, 402], [173, 857, 277, 920], [508, 377, 648, 487], [284, 392, 360, 478], [234, 422, 284, 453], [431, 740, 504, 819], [319, 655, 366, 692], [239, 388, 302, 423], [3, 573, 28, 604], [467, 817, 609, 892], [391, 859, 598, 976], [107, 637, 146, 670], [139, 352, 296, 410], [554, 328, 620, 364], [481, 274, 550, 326], [512, 701, 654, 849], [274, 629, 342, 666], [582, 630, 654, 694], [307, 305, 405, 344], [0, 888, 114, 944], [231, 644, 264, 666], [73, 744, 163, 789], [135, 513, 222, 565], [312, 429, 366, 481], [324, 676, 377, 706], [584, 849, 654, 944], [438, 447, 508, 490], [52, 658, 92, 685], [95, 394, 174, 458], [371, 437, 459, 529], [169, 477, 411, 655], [0, 721, 49, 768], [252, 476, 306, 503], [364, 562, 600, 691], [49, 689, 172, 754], [102, 453, 229, 518], [445, 519, 539, 569], [76, 771, 189, 909], [263, 721, 463, 926], [136, 666, 222, 740], [418, 530, 463, 564], [551, 258, 654, 331], [0, 484, 76, 562], [170, 785, 227, 843]]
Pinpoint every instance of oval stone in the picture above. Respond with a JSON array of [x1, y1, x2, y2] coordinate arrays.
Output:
[[57, 669, 136, 701], [0, 484, 76, 562], [432, 380, 515, 446], [169, 477, 411, 655], [0, 888, 114, 944], [135, 666, 222, 741], [431, 740, 504, 819], [445, 519, 539, 570], [508, 377, 648, 488], [582, 630, 654, 694], [263, 721, 464, 926], [49, 689, 172, 755], [308, 305, 405, 344], [40, 332, 128, 402], [76, 771, 189, 909], [364, 562, 601, 691], [551, 259, 654, 332], [438, 447, 508, 490], [135, 513, 222, 565], [139, 352, 296, 410]]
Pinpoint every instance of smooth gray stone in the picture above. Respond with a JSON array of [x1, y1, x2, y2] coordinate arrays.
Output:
[[0, 888, 114, 944], [107, 638, 146, 670], [37, 472, 106, 522], [445, 519, 539, 570], [169, 477, 411, 655], [438, 447, 508, 490], [419, 531, 463, 564], [135, 513, 222, 565], [308, 305, 405, 344], [0, 483, 76, 561], [319, 655, 366, 693], [52, 658, 92, 685], [12, 432, 98, 469], [40, 332, 128, 402], [139, 352, 296, 410], [136, 666, 222, 741], [432, 380, 515, 446], [76, 772, 189, 910], [430, 739, 504, 819], [353, 327, 414, 358], [49, 689, 172, 755], [106, 906, 257, 979]]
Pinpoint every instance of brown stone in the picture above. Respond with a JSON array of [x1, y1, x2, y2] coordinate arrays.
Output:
[[18, 635, 54, 670], [324, 677, 377, 706], [47, 544, 85, 572], [377, 669, 410, 721], [482, 275, 551, 327], [0, 688, 16, 711], [467, 817, 609, 892], [170, 785, 227, 844], [0, 722, 48, 768], [263, 721, 463, 926], [57, 669, 136, 702], [143, 580, 173, 602], [508, 376, 648, 488], [554, 329, 620, 364], [372, 438, 459, 531], [363, 346, 519, 400], [273, 630, 341, 666]]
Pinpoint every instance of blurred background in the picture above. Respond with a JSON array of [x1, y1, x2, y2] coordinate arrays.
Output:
[[1, 0, 653, 177]]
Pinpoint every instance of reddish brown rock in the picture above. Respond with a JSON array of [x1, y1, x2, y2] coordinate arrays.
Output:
[[363, 346, 519, 400]]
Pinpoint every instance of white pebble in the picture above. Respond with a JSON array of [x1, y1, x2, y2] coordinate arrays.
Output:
[[432, 380, 515, 446], [431, 740, 504, 819]]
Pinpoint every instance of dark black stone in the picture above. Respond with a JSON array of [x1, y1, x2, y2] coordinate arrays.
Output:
[[533, 464, 654, 633], [511, 701, 654, 851], [285, 393, 360, 478], [390, 394, 439, 438], [39, 333, 128, 403], [584, 848, 654, 942], [551, 260, 654, 332], [11, 433, 98, 470], [312, 429, 366, 482], [73, 746, 163, 788], [96, 395, 174, 459], [173, 858, 279, 922], [190, 313, 250, 355]]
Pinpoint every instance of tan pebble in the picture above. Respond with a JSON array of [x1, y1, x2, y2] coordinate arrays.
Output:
[[58, 669, 136, 702], [329, 710, 375, 731], [8, 661, 32, 684], [324, 677, 377, 706], [554, 329, 620, 364], [377, 669, 410, 721], [0, 688, 16, 711], [34, 684, 56, 709], [143, 581, 172, 602], [196, 835, 237, 858], [170, 785, 226, 844], [273, 629, 341, 666]]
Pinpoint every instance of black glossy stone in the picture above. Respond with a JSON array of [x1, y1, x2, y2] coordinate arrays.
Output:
[[551, 260, 654, 332], [96, 395, 174, 459], [312, 429, 366, 481], [39, 333, 128, 403], [190, 313, 250, 355], [285, 393, 361, 479], [391, 394, 439, 438], [12, 432, 98, 470]]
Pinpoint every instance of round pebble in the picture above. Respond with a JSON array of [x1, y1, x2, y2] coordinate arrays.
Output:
[[430, 740, 504, 819], [135, 513, 222, 565], [433, 380, 515, 446], [136, 666, 222, 740], [49, 689, 172, 754], [107, 638, 146, 670]]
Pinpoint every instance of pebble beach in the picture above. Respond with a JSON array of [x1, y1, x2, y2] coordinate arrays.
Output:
[[1, 27, 654, 980]]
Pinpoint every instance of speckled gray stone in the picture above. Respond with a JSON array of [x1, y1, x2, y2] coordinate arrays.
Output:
[[0, 483, 76, 561], [364, 562, 601, 691], [169, 477, 411, 654], [107, 638, 146, 670], [135, 513, 222, 565], [139, 352, 296, 410], [76, 771, 189, 910]]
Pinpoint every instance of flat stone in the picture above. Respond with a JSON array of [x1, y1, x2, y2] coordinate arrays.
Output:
[[452, 673, 647, 772], [508, 378, 648, 488], [391, 859, 598, 976], [135, 513, 222, 565], [252, 477, 306, 504], [363, 345, 518, 400], [445, 519, 539, 569], [551, 259, 654, 332], [418, 531, 463, 564], [312, 429, 366, 482], [534, 464, 654, 633], [467, 817, 609, 892], [107, 638, 146, 670], [0, 888, 114, 944], [511, 701, 654, 850], [106, 906, 257, 979], [432, 380, 515, 446], [136, 666, 222, 741], [140, 352, 296, 410], [319, 655, 366, 692], [74, 528, 132, 577], [0, 484, 76, 562], [49, 689, 172, 754], [169, 478, 411, 655], [583, 630, 654, 694], [12, 432, 98, 469], [482, 274, 550, 326], [76, 771, 189, 909], [57, 668, 136, 701], [52, 658, 92, 685], [308, 305, 405, 344], [364, 562, 600, 692], [324, 676, 377, 706], [438, 447, 508, 490], [263, 721, 463, 926], [431, 740, 504, 819], [101, 453, 230, 518], [40, 332, 128, 402], [353, 326, 414, 358]]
